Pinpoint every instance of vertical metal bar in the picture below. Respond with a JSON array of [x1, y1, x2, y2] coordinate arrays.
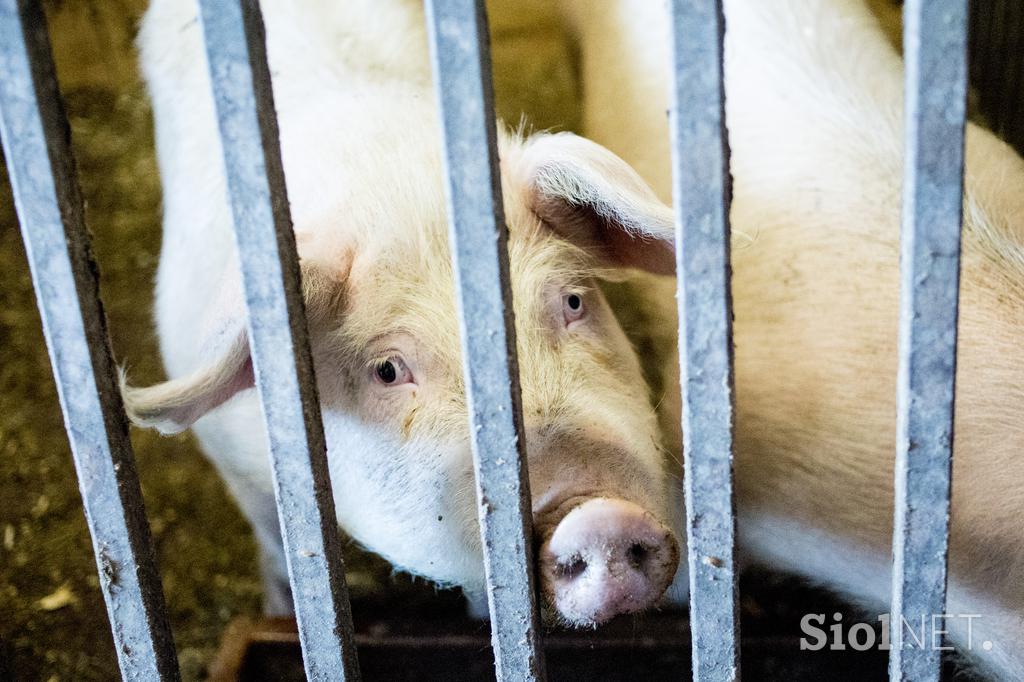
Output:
[[890, 1, 968, 680], [0, 1, 179, 679], [423, 1, 545, 680], [667, 1, 740, 680], [196, 1, 360, 679]]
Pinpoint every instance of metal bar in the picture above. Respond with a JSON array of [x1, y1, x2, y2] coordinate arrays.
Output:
[[196, 1, 360, 679], [890, 1, 968, 680], [0, 1, 180, 679], [423, 1, 545, 680], [667, 1, 740, 680]]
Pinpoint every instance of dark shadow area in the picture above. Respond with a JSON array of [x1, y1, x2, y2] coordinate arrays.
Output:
[[212, 569, 984, 681]]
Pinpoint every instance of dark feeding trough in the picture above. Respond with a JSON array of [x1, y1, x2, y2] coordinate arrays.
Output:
[[208, 573, 982, 681]]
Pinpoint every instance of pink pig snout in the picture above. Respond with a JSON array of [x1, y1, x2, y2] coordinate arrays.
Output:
[[538, 498, 679, 626]]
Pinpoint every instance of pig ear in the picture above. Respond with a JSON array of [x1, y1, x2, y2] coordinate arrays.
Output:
[[519, 133, 676, 275], [121, 243, 349, 436], [121, 335, 253, 436], [121, 260, 255, 435]]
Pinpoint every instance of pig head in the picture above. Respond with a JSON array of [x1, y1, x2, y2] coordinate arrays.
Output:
[[122, 130, 684, 627]]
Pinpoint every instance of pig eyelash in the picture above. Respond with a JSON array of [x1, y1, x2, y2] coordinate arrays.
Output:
[[562, 291, 586, 327], [370, 354, 414, 386]]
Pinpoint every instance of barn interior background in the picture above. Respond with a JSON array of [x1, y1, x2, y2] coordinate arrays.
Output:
[[0, 0, 1019, 680]]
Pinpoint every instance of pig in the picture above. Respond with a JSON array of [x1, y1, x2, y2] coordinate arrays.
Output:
[[122, 0, 688, 626], [556, 0, 1024, 676]]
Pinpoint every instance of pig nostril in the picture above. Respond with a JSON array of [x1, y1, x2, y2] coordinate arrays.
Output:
[[555, 554, 587, 581], [626, 542, 650, 570]]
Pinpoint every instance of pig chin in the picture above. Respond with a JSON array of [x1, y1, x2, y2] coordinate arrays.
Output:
[[536, 497, 680, 627]]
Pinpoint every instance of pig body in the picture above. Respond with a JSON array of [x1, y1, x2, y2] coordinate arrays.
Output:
[[558, 0, 1024, 676], [128, 0, 689, 625]]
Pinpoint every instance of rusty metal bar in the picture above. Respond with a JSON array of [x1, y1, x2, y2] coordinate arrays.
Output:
[[667, 0, 741, 680], [0, 0, 179, 679], [196, 0, 360, 679], [423, 1, 545, 680], [890, 1, 968, 680]]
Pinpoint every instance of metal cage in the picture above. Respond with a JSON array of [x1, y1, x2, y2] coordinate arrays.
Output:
[[0, 0, 971, 680]]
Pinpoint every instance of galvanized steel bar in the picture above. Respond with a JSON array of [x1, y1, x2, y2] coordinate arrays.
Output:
[[0, 1, 179, 679], [423, 1, 545, 680], [196, 1, 360, 679], [667, 1, 740, 680], [890, 1, 968, 680]]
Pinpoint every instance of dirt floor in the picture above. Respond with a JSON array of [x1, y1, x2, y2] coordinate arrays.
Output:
[[0, 1, 576, 680]]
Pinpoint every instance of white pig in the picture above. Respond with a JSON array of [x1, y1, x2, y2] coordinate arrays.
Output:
[[123, 0, 688, 627], [557, 0, 1024, 677]]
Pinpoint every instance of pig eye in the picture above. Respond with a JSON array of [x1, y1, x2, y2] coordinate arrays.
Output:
[[373, 356, 413, 386], [562, 292, 585, 326]]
